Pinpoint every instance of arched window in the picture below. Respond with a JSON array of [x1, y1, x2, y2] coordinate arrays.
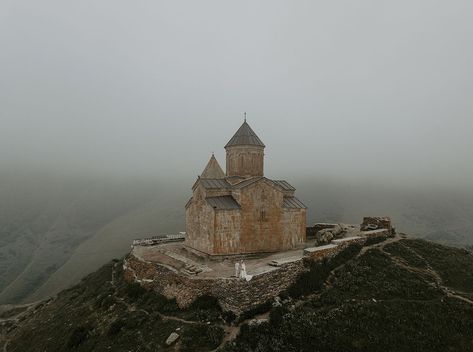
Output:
[[260, 209, 267, 221]]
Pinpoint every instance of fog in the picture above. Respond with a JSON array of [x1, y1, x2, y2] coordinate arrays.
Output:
[[1, 0, 472, 191]]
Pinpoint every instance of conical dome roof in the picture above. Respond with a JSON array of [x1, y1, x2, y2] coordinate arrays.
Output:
[[225, 121, 265, 148], [201, 154, 225, 179]]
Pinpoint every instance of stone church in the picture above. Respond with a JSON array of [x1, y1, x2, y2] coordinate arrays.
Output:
[[185, 120, 307, 255]]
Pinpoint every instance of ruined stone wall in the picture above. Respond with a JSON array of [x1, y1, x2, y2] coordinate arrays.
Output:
[[225, 145, 264, 177], [361, 217, 392, 233], [124, 255, 307, 313]]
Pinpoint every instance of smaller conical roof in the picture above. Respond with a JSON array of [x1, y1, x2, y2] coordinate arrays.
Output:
[[225, 121, 265, 148], [201, 154, 225, 179]]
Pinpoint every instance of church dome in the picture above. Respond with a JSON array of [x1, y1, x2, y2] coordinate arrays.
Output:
[[225, 121, 265, 148]]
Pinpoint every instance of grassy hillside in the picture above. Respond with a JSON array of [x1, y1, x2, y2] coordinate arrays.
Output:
[[1, 236, 472, 352], [0, 172, 185, 305]]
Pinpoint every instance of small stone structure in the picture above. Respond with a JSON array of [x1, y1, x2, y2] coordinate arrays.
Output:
[[361, 217, 392, 233]]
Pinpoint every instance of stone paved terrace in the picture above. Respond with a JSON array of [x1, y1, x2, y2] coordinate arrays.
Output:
[[130, 224, 368, 280], [131, 242, 312, 279]]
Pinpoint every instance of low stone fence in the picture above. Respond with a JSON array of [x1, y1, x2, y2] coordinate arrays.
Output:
[[123, 255, 307, 313], [132, 234, 186, 247]]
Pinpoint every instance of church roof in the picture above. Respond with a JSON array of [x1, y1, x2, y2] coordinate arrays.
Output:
[[195, 176, 297, 195], [232, 176, 264, 189], [201, 154, 225, 179], [282, 196, 307, 209], [206, 196, 241, 210], [272, 180, 296, 192], [225, 121, 265, 148], [198, 178, 232, 189]]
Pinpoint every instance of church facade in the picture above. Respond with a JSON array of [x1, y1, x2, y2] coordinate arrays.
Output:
[[185, 120, 306, 255]]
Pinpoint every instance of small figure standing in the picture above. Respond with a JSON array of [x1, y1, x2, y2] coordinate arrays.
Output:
[[234, 261, 240, 277], [240, 260, 247, 279]]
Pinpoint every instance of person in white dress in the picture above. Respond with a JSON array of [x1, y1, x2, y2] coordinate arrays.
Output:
[[240, 261, 247, 279], [234, 261, 240, 277]]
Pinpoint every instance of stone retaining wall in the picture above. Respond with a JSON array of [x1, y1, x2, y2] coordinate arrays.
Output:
[[123, 255, 307, 313]]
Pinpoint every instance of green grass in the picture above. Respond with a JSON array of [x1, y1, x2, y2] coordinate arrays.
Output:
[[384, 241, 428, 269], [222, 240, 473, 352], [224, 297, 473, 352], [322, 249, 442, 304], [402, 239, 473, 293], [5, 238, 473, 352], [5, 262, 225, 352]]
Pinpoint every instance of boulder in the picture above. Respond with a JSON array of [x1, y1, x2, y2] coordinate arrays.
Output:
[[315, 229, 334, 245], [331, 224, 343, 237], [166, 332, 180, 346]]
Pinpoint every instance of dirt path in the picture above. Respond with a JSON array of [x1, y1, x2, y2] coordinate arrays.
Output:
[[211, 311, 270, 352], [379, 240, 473, 305]]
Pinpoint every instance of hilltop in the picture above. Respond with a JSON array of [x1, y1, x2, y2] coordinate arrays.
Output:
[[1, 234, 473, 351], [2, 171, 473, 307]]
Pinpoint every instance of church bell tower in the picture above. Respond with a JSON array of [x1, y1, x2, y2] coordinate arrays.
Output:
[[225, 118, 265, 178]]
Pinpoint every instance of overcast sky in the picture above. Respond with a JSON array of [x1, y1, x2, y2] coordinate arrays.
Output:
[[1, 1, 472, 189]]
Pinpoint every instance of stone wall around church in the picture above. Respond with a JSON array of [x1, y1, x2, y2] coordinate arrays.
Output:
[[123, 254, 308, 313]]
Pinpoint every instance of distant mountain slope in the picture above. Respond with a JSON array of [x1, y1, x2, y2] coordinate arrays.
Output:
[[1, 173, 472, 306], [1, 236, 472, 352], [0, 172, 184, 305], [26, 200, 183, 303]]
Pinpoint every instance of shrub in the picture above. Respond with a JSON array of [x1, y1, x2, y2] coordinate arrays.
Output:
[[269, 306, 288, 327], [107, 319, 125, 336], [364, 235, 388, 246], [188, 295, 222, 312], [222, 310, 237, 324], [286, 243, 363, 299], [137, 291, 180, 313], [67, 325, 91, 348], [180, 324, 225, 352], [237, 300, 273, 323], [125, 282, 146, 300]]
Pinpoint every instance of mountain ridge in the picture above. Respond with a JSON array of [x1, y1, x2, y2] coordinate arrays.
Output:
[[1, 234, 472, 352]]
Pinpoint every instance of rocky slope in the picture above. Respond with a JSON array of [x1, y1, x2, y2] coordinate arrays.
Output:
[[1, 234, 473, 352]]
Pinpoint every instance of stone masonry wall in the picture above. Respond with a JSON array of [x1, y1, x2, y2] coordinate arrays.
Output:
[[124, 255, 307, 313], [226, 145, 264, 178]]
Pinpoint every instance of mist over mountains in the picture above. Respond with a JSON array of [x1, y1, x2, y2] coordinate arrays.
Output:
[[1, 168, 472, 305]]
